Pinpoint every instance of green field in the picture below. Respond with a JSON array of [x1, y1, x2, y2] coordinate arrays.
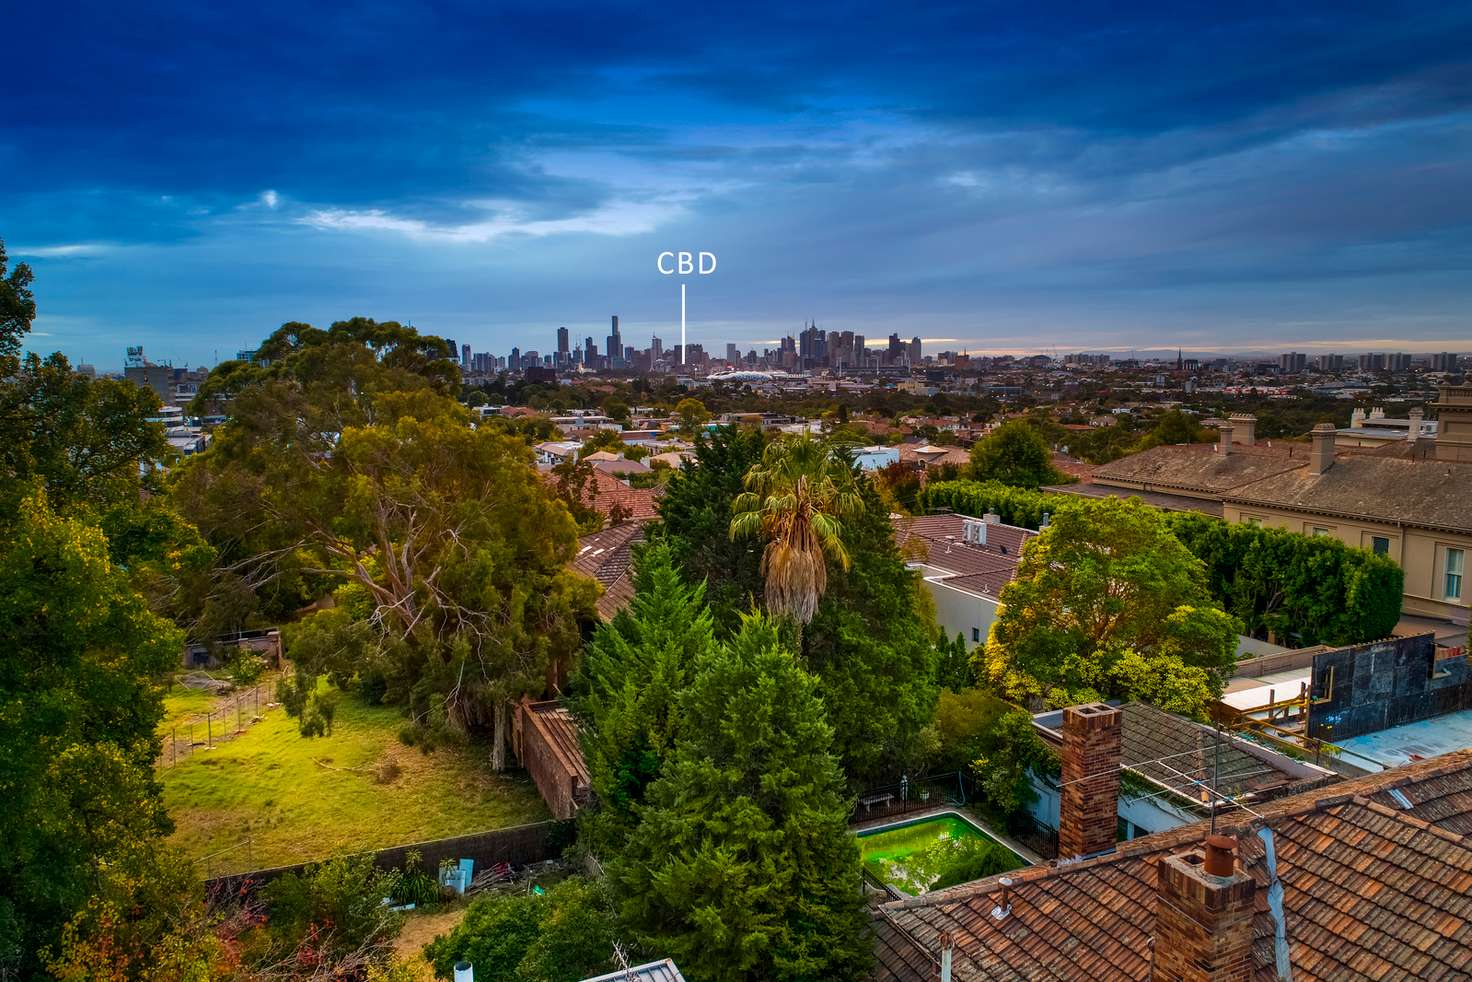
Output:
[[859, 813, 1023, 894], [160, 682, 219, 733], [160, 686, 548, 876]]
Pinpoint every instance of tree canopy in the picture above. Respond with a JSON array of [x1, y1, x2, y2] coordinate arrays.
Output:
[[0, 238, 36, 366], [0, 492, 183, 975], [174, 322, 594, 765], [729, 434, 864, 625], [968, 419, 1068, 488], [662, 429, 939, 785], [981, 496, 1239, 716], [573, 542, 717, 852]]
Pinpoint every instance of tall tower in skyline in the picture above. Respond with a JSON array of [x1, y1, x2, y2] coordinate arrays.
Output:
[[556, 326, 569, 367], [606, 315, 623, 369]]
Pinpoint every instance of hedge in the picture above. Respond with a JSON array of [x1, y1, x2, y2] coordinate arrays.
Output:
[[917, 480, 1404, 647]]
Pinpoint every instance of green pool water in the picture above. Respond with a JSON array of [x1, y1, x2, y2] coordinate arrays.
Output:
[[858, 813, 1024, 895]]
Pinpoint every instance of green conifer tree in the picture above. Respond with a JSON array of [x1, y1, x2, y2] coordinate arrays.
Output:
[[574, 542, 717, 852], [609, 613, 872, 982]]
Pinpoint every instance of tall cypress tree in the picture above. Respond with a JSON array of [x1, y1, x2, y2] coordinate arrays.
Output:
[[573, 542, 717, 852], [609, 613, 872, 982]]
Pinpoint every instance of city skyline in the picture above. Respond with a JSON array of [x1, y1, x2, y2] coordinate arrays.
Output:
[[7, 3, 1472, 366]]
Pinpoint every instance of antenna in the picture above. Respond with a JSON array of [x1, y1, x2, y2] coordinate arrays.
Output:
[[1210, 721, 1223, 834]]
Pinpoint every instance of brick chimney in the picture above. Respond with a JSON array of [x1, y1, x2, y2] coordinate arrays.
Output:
[[1217, 424, 1234, 456], [1228, 413, 1256, 446], [1058, 703, 1122, 859], [1151, 835, 1257, 981], [1309, 422, 1336, 476]]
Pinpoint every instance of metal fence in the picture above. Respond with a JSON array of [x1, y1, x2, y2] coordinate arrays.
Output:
[[162, 682, 271, 767], [849, 771, 969, 826]]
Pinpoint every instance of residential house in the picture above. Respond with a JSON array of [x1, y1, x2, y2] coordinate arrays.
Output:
[[895, 513, 1035, 647], [870, 711, 1472, 980], [1064, 396, 1472, 622]]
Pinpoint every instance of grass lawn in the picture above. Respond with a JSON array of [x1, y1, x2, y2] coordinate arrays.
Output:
[[160, 681, 221, 733], [161, 687, 549, 876]]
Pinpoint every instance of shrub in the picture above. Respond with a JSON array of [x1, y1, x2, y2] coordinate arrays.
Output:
[[424, 877, 617, 982]]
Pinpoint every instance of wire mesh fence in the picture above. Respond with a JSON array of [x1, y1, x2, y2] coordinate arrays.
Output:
[[162, 681, 272, 767], [849, 771, 969, 826]]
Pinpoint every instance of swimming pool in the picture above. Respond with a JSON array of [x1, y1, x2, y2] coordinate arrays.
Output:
[[858, 811, 1025, 895]]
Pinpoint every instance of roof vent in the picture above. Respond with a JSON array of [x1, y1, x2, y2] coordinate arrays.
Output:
[[991, 877, 1014, 920]]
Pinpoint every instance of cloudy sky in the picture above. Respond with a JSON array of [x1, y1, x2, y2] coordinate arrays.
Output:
[[6, 1, 1472, 367]]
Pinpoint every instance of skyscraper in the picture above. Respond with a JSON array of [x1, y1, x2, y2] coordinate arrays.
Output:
[[584, 336, 597, 367], [556, 326, 569, 367], [461, 343, 471, 370], [606, 315, 623, 369]]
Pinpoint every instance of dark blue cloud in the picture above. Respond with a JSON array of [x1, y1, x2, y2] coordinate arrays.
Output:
[[5, 1, 1472, 364]]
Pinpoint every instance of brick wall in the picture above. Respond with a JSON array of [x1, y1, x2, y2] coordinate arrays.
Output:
[[1058, 703, 1122, 859], [1151, 845, 1256, 981]]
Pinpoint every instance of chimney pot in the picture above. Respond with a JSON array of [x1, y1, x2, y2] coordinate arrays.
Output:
[[1228, 413, 1256, 446], [1203, 835, 1237, 877], [1151, 839, 1257, 982]]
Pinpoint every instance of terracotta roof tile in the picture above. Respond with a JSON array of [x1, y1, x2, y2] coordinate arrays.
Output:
[[873, 748, 1472, 981], [570, 520, 648, 621], [1092, 443, 1307, 495]]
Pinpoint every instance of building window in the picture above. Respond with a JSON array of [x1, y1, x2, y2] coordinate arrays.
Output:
[[972, 627, 981, 643], [1447, 548, 1465, 600], [1245, 516, 1263, 527], [1371, 536, 1390, 555], [1310, 526, 1332, 537]]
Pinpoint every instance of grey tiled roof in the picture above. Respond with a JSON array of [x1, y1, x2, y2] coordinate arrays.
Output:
[[1223, 455, 1472, 533]]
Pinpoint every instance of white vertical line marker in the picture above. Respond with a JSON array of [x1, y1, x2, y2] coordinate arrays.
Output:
[[681, 282, 687, 364]]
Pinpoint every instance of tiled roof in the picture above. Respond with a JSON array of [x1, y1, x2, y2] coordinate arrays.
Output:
[[872, 748, 1472, 981], [571, 520, 648, 621], [899, 444, 971, 469], [522, 698, 590, 788], [591, 457, 652, 475], [895, 514, 1036, 600], [1367, 766, 1472, 835], [1092, 443, 1308, 495], [546, 468, 662, 521], [1223, 455, 1472, 534]]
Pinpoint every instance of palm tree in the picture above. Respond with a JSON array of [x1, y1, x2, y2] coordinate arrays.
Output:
[[728, 435, 864, 625]]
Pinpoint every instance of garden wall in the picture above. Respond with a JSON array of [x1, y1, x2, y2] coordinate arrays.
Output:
[[204, 819, 575, 899]]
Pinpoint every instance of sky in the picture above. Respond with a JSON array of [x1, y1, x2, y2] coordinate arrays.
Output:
[[6, 1, 1472, 368]]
